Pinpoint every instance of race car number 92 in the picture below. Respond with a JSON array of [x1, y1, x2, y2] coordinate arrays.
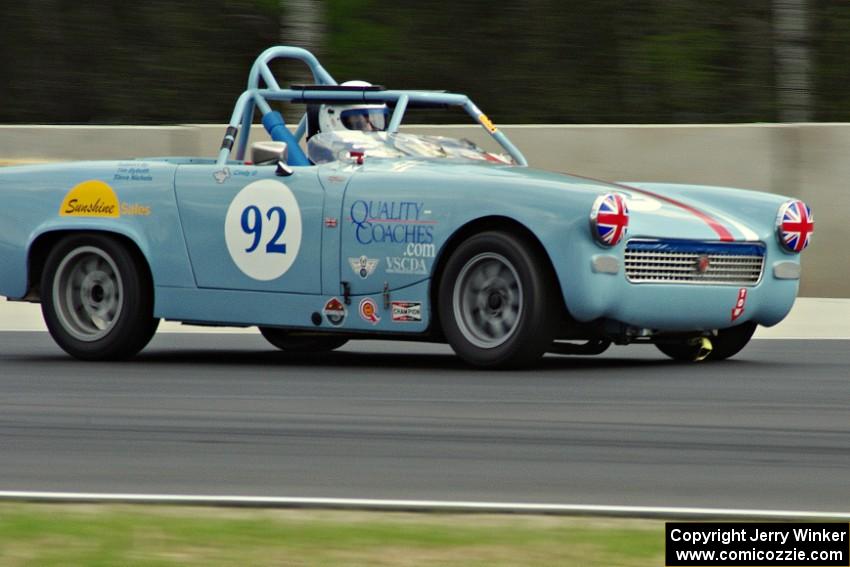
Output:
[[225, 179, 302, 281], [241, 205, 286, 254]]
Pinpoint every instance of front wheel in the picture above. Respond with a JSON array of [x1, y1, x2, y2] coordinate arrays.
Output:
[[259, 328, 348, 353], [438, 231, 558, 368], [41, 234, 159, 360], [655, 322, 757, 362]]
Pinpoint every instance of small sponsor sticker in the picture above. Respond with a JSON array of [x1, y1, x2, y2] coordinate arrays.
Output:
[[213, 167, 231, 184], [60, 180, 151, 218], [349, 256, 379, 279], [324, 217, 338, 228], [60, 180, 119, 218], [359, 297, 380, 325], [731, 288, 747, 321], [391, 301, 422, 322], [323, 297, 347, 326], [479, 114, 498, 134]]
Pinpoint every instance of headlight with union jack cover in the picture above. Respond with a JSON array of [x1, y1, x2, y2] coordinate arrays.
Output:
[[589, 193, 629, 247], [776, 199, 814, 253]]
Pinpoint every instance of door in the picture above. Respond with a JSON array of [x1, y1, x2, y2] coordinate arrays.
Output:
[[340, 167, 439, 296], [174, 164, 324, 293]]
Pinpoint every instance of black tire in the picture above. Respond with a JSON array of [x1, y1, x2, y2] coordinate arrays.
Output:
[[40, 233, 159, 360], [655, 322, 757, 362], [259, 328, 348, 353], [438, 231, 558, 368]]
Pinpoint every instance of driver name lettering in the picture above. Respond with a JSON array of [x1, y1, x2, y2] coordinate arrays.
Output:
[[349, 200, 435, 245], [113, 166, 152, 182]]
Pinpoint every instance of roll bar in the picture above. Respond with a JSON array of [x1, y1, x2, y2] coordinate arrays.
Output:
[[220, 46, 527, 167]]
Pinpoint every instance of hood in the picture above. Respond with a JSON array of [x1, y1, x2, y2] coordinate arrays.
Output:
[[353, 159, 783, 242]]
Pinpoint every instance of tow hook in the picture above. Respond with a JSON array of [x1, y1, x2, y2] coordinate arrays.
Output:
[[694, 336, 713, 361]]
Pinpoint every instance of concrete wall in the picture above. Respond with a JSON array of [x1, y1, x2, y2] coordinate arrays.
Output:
[[0, 123, 846, 297]]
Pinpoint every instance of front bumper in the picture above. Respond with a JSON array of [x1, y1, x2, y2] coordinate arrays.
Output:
[[556, 239, 800, 332]]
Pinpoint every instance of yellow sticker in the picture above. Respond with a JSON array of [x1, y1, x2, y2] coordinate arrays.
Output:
[[479, 114, 498, 134], [60, 180, 120, 218], [59, 180, 152, 218]]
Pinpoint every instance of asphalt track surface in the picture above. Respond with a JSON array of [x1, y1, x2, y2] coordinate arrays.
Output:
[[0, 332, 848, 512]]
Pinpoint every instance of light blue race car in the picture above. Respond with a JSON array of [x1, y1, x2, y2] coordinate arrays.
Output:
[[0, 46, 814, 368]]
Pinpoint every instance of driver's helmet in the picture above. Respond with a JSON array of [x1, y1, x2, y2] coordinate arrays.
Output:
[[318, 80, 389, 133]]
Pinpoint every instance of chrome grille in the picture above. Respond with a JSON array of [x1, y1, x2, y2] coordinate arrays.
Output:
[[624, 240, 765, 285]]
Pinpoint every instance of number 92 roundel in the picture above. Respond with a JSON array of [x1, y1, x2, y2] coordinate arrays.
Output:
[[224, 179, 302, 281]]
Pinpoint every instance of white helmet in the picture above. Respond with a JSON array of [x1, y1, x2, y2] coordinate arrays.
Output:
[[318, 80, 389, 133]]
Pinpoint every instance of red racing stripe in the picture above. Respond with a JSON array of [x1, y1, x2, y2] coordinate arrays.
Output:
[[566, 171, 736, 241], [622, 184, 735, 241], [564, 172, 736, 241]]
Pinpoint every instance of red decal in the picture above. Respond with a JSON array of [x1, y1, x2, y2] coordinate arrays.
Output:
[[562, 172, 736, 242], [323, 297, 346, 326], [359, 297, 380, 325], [625, 185, 735, 242], [731, 288, 747, 321]]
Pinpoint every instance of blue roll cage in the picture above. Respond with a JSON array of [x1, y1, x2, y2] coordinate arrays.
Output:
[[217, 46, 528, 168]]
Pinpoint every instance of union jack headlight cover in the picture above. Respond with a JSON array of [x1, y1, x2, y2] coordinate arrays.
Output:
[[589, 193, 629, 246], [776, 199, 814, 253]]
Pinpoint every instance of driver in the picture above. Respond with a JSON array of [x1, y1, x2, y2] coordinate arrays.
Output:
[[317, 80, 389, 133]]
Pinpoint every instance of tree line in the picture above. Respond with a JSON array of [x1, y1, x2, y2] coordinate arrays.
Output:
[[1, 0, 847, 124]]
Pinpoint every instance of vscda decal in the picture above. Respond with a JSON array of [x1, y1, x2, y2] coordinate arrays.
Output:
[[349, 200, 435, 245], [386, 257, 428, 275], [224, 180, 302, 281]]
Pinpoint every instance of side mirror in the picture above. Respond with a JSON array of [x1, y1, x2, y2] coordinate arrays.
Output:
[[275, 160, 294, 177], [251, 141, 289, 166]]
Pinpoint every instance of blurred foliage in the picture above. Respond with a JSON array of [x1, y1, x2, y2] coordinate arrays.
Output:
[[0, 1, 846, 124], [322, 0, 776, 123], [0, 0, 279, 124], [812, 0, 850, 120]]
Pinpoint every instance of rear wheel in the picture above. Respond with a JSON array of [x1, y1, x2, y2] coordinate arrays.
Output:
[[439, 231, 558, 368], [41, 234, 159, 360], [655, 322, 757, 362], [259, 328, 348, 353]]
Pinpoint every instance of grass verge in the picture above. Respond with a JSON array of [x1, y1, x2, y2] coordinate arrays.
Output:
[[0, 503, 664, 566]]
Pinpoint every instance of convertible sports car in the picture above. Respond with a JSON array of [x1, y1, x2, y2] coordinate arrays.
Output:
[[0, 46, 813, 367]]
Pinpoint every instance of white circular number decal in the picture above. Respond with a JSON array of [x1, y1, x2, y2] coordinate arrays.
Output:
[[224, 179, 302, 281]]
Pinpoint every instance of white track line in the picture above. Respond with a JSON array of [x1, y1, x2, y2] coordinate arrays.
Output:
[[0, 492, 848, 519]]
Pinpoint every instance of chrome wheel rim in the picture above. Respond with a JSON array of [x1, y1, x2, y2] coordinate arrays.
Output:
[[52, 246, 123, 342], [453, 252, 523, 349]]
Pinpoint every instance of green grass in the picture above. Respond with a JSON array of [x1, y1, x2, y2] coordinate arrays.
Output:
[[0, 504, 664, 566]]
